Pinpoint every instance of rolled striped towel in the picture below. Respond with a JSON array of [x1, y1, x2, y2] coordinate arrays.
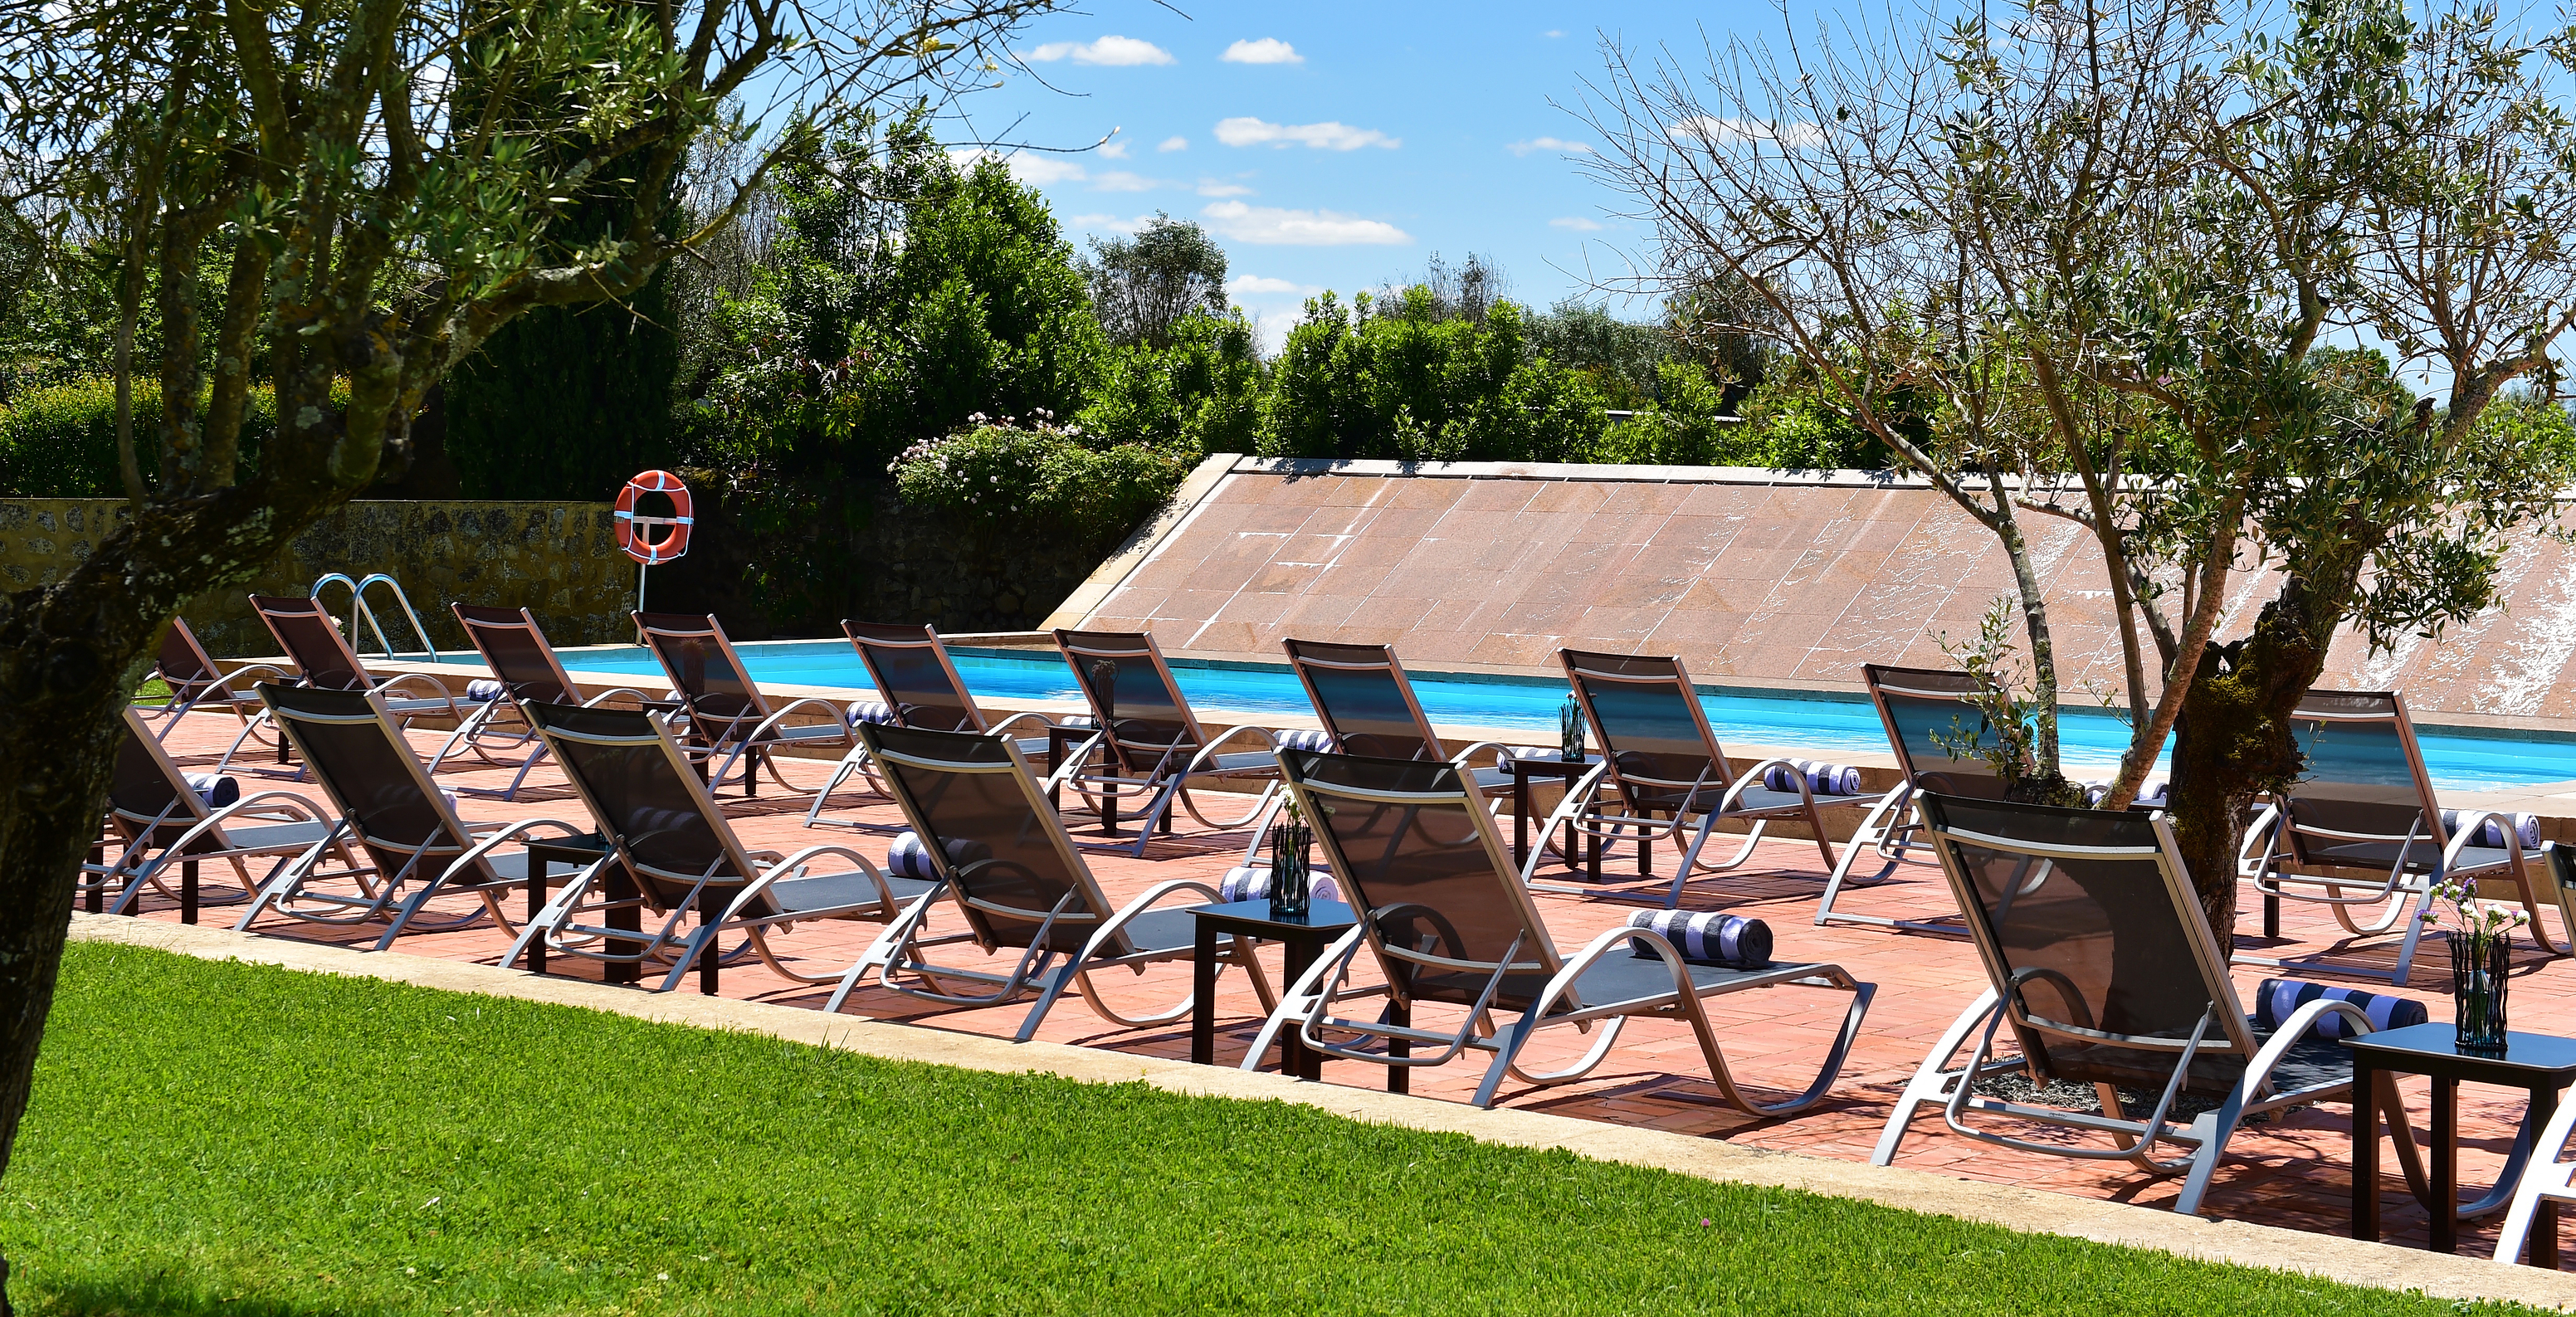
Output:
[[1624, 909, 1773, 968], [2441, 809, 2541, 850], [183, 773, 240, 809], [1761, 759, 1866, 797], [844, 700, 897, 728], [1056, 714, 1098, 730], [1214, 864, 1344, 905], [1273, 728, 1333, 754], [465, 679, 507, 703], [2252, 978, 2428, 1040], [1492, 744, 1573, 769], [2081, 779, 2169, 807], [887, 831, 993, 880]]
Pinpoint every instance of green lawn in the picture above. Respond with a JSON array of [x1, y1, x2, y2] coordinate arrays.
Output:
[[0, 944, 2531, 1316]]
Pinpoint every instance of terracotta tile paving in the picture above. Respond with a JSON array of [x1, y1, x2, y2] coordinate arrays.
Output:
[[105, 706, 2576, 1267]]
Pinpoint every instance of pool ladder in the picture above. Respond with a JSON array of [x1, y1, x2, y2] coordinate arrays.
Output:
[[310, 572, 440, 662]]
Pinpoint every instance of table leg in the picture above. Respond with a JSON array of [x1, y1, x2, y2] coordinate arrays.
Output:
[[2353, 1054, 2380, 1241], [1048, 738, 1064, 813], [2537, 1083, 2564, 1269], [2434, 1076, 2459, 1253], [1515, 771, 1531, 872], [2264, 891, 2280, 940], [1101, 777, 1121, 837], [181, 860, 198, 925], [85, 842, 102, 914], [1281, 934, 1325, 1081], [527, 859, 550, 975], [1387, 997, 1409, 1095], [607, 862, 642, 985], [696, 886, 720, 997], [1639, 811, 1652, 878], [1191, 921, 1219, 1066]]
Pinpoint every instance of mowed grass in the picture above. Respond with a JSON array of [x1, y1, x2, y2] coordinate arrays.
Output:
[[0, 946, 2535, 1316]]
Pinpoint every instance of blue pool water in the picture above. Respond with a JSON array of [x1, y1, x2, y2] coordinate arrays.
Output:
[[500, 639, 2576, 793]]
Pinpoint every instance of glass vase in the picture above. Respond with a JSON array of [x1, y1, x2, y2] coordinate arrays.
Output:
[[1267, 821, 1313, 919], [1559, 695, 1587, 763], [2451, 929, 2511, 1054]]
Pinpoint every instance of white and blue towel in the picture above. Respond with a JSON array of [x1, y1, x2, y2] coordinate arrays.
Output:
[[887, 831, 993, 880], [1624, 909, 1774, 968], [845, 700, 898, 728], [1761, 759, 1866, 797], [1494, 744, 1583, 769], [1274, 728, 1333, 754], [2252, 978, 2428, 1040], [1214, 864, 1343, 905], [466, 678, 508, 703], [2081, 779, 2169, 807], [184, 773, 240, 809], [2441, 809, 2541, 851]]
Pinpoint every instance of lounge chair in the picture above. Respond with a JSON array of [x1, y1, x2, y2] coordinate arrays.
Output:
[[89, 705, 345, 919], [1812, 663, 2008, 934], [224, 594, 476, 773], [804, 622, 1081, 827], [135, 616, 290, 744], [820, 722, 1271, 1040], [513, 700, 940, 994], [1555, 648, 1887, 909], [2239, 689, 2566, 985], [232, 684, 594, 949], [634, 611, 856, 798], [432, 604, 656, 798], [1237, 749, 1872, 1109], [1049, 628, 1294, 856], [1874, 792, 2442, 1216], [1279, 638, 1513, 800]]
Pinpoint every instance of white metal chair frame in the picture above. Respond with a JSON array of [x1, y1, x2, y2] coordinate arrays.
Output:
[[1051, 628, 1288, 856], [805, 622, 1081, 829]]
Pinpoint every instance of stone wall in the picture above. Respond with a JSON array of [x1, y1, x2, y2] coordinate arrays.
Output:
[[0, 499, 636, 656]]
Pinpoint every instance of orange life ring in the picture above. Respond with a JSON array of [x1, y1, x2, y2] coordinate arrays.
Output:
[[614, 471, 694, 564]]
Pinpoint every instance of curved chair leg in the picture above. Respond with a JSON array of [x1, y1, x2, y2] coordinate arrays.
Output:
[[2500, 1094, 2576, 1266]]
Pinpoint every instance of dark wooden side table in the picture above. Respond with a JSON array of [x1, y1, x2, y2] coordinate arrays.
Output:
[[1190, 899, 1359, 1083], [2348, 1022, 2576, 1262], [1509, 754, 1598, 873], [520, 832, 642, 983]]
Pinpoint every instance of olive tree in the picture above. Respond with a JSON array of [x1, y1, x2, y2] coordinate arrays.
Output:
[[0, 0, 1061, 1305]]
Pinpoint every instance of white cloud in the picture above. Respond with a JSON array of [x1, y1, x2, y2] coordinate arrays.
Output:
[[1099, 139, 1132, 159], [1549, 217, 1605, 232], [1026, 35, 1176, 66], [1670, 116, 1827, 149], [953, 148, 1089, 186], [1230, 275, 1325, 296], [1091, 170, 1161, 193], [1203, 200, 1411, 246], [1544, 29, 1566, 37], [1221, 37, 1303, 65], [1197, 178, 1255, 198], [1215, 117, 1399, 151], [1158, 135, 1189, 152], [1069, 212, 1154, 236], [1507, 135, 1592, 157]]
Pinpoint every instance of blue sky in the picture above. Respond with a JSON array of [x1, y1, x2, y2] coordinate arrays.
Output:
[[940, 2, 1756, 347]]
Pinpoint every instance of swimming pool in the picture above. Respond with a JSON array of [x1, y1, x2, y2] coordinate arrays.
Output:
[[500, 639, 2576, 793]]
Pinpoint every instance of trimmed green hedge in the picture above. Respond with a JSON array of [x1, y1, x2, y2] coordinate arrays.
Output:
[[893, 420, 1191, 544], [0, 377, 281, 497]]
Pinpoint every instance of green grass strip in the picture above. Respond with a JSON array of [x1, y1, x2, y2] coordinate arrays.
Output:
[[0, 944, 2535, 1315]]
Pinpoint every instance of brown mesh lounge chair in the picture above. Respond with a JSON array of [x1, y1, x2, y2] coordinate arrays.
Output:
[[820, 722, 1271, 1040], [1812, 664, 2008, 934], [89, 705, 345, 920], [1279, 638, 1512, 797], [514, 700, 939, 994], [233, 684, 596, 949], [1050, 628, 1293, 856], [635, 611, 854, 798], [1240, 749, 1872, 1110], [805, 622, 1085, 827], [226, 595, 474, 773], [1556, 649, 1888, 909], [135, 616, 290, 744], [432, 604, 656, 798], [1874, 793, 2442, 1216], [2239, 690, 2566, 986]]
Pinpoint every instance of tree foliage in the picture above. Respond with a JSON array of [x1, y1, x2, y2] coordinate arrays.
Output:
[[1079, 212, 1228, 351]]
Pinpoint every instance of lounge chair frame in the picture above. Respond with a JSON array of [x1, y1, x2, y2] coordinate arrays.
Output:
[[136, 616, 290, 744], [1049, 627, 1285, 856], [1278, 638, 1515, 813], [822, 722, 1271, 1041], [432, 604, 654, 798], [1875, 792, 2441, 1217], [1813, 664, 2006, 934], [805, 622, 1076, 827], [1239, 749, 1873, 1110], [219, 594, 474, 776], [89, 705, 347, 919], [635, 611, 855, 799]]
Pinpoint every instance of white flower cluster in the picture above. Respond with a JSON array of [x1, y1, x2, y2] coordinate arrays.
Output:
[[2420, 877, 2532, 941]]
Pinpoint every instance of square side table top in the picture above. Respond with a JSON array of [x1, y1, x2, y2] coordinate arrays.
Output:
[[1188, 899, 1359, 937], [2344, 1022, 2576, 1080]]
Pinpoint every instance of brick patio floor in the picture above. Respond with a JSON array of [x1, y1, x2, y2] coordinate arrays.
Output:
[[105, 706, 2576, 1266]]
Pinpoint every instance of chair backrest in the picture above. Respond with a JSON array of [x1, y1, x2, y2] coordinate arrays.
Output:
[[1278, 749, 1564, 1012], [258, 684, 484, 885], [154, 617, 226, 695], [857, 722, 1125, 956], [842, 622, 988, 733], [108, 705, 212, 844], [524, 700, 767, 910], [2277, 690, 2445, 858], [1560, 649, 1734, 803], [1053, 629, 1207, 772], [251, 594, 373, 691], [1916, 792, 2260, 1095], [1281, 638, 1442, 760], [1862, 664, 2008, 800], [636, 612, 771, 735], [456, 604, 580, 705]]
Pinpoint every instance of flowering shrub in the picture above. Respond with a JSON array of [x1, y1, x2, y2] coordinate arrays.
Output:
[[892, 413, 1192, 544]]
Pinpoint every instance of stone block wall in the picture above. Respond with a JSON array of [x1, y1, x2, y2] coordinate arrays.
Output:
[[0, 499, 636, 656]]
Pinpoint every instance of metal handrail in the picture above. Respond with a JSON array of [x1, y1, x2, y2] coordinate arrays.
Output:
[[310, 572, 440, 662]]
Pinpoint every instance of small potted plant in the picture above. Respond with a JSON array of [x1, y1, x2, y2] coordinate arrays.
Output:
[[1559, 695, 1587, 763], [1268, 795, 1313, 919], [2420, 876, 2527, 1054]]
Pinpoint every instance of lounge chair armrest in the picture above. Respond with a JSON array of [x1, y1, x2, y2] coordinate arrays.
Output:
[[2242, 998, 2377, 1101], [1083, 876, 1227, 961], [219, 663, 293, 692], [1446, 739, 1511, 769], [745, 698, 856, 745], [728, 845, 902, 922], [1183, 722, 1286, 773], [988, 710, 1061, 738], [2237, 803, 2283, 877], [439, 817, 593, 887], [578, 686, 659, 710], [369, 672, 459, 706], [1519, 759, 1611, 885], [135, 791, 344, 880], [1037, 730, 1105, 793]]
